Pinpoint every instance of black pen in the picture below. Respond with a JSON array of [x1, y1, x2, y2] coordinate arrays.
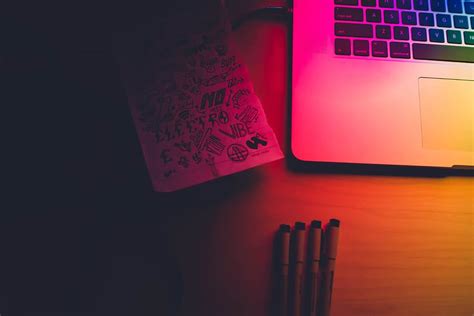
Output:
[[308, 220, 322, 316], [319, 219, 340, 316], [292, 222, 306, 316], [278, 224, 291, 316]]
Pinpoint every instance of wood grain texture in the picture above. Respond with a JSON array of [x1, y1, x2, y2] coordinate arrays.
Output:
[[161, 17, 474, 316]]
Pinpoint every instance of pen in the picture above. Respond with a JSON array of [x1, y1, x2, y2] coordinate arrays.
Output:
[[308, 220, 322, 316], [279, 224, 291, 316], [292, 222, 306, 316], [319, 219, 340, 316]]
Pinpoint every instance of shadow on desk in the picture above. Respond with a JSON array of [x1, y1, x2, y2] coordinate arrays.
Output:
[[286, 156, 474, 178]]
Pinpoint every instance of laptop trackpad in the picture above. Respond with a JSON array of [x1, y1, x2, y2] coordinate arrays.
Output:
[[418, 78, 473, 152]]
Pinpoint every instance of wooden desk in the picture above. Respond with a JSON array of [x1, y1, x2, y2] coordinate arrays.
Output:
[[159, 17, 474, 316], [1, 3, 471, 315]]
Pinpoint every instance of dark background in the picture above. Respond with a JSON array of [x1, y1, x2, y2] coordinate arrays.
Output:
[[0, 1, 202, 315]]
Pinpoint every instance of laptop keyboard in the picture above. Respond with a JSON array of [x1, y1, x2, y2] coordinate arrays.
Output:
[[334, 0, 474, 62]]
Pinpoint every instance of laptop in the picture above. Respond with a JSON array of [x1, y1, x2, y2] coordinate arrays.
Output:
[[291, 0, 474, 169]]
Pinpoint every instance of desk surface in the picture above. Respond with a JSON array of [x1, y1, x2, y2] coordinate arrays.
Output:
[[1, 3, 472, 316], [162, 17, 474, 316]]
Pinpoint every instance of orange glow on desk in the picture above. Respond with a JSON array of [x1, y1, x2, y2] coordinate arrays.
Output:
[[168, 19, 474, 316], [161, 15, 474, 316]]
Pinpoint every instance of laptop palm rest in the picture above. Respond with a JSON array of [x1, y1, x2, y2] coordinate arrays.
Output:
[[418, 78, 473, 153]]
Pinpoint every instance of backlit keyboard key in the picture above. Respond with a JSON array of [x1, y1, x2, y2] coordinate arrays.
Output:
[[464, 2, 474, 14], [379, 0, 395, 8], [465, 31, 474, 45], [384, 10, 400, 23], [414, 0, 429, 10], [411, 27, 428, 41], [390, 42, 411, 58], [335, 23, 374, 37], [376, 25, 392, 38], [335, 38, 352, 55], [436, 14, 452, 27], [447, 0, 463, 13], [447, 30, 463, 43], [335, 7, 364, 21], [335, 0, 359, 5], [396, 0, 412, 9], [394, 26, 410, 39], [362, 0, 377, 6], [367, 9, 382, 22], [430, 0, 446, 12], [429, 28, 445, 42], [402, 11, 417, 25], [419, 13, 435, 26], [413, 43, 474, 62], [453, 15, 469, 29], [353, 40, 370, 55], [372, 41, 389, 57]]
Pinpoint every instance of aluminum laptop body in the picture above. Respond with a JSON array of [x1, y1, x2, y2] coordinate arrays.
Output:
[[291, 0, 474, 168]]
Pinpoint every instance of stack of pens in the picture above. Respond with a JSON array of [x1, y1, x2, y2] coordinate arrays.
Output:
[[277, 219, 340, 316]]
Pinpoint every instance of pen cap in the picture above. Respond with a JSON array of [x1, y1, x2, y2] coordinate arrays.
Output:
[[294, 222, 306, 262], [295, 222, 306, 230], [310, 221, 322, 260], [325, 219, 340, 259], [280, 225, 291, 265], [280, 224, 291, 233]]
